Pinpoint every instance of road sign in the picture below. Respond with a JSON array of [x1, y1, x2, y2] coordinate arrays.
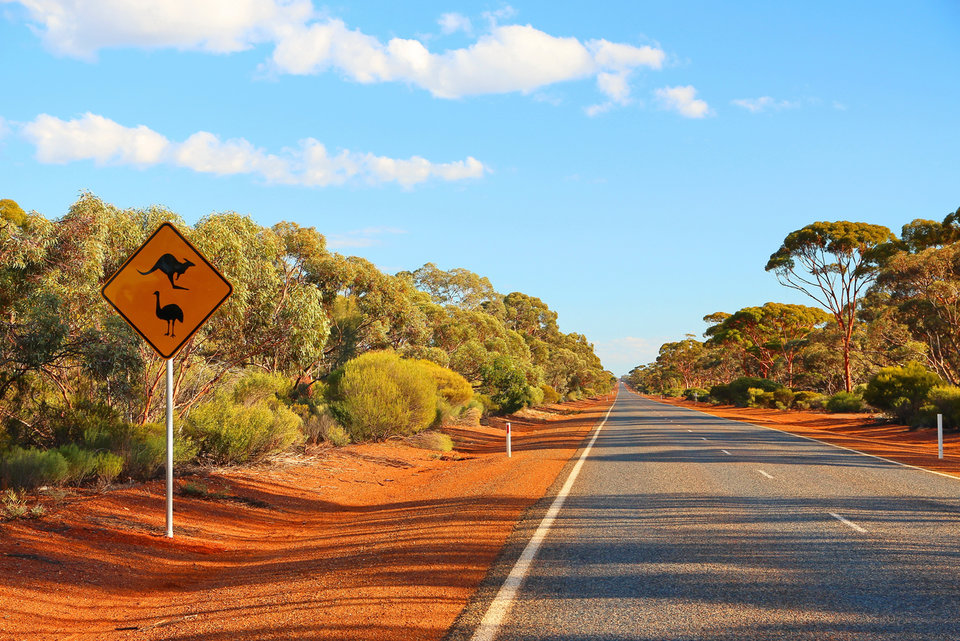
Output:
[[101, 222, 232, 359]]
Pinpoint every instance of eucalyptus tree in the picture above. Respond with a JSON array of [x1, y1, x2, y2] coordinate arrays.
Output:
[[766, 221, 895, 391], [706, 302, 830, 386]]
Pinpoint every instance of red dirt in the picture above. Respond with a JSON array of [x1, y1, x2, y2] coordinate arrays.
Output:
[[643, 392, 960, 477], [0, 394, 613, 641]]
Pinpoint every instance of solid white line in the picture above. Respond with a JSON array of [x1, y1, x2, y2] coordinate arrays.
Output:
[[469, 394, 618, 641], [721, 449, 731, 456], [829, 512, 868, 533], [756, 469, 774, 479]]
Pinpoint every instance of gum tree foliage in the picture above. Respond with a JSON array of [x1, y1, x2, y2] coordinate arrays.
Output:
[[868, 207, 960, 385], [705, 303, 831, 387], [655, 337, 708, 390], [2, 194, 614, 455], [766, 221, 895, 392], [403, 265, 614, 402]]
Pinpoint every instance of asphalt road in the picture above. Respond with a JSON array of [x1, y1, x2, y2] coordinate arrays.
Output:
[[451, 383, 960, 641]]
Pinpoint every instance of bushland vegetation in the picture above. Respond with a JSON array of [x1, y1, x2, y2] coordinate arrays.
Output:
[[630, 209, 960, 430], [0, 194, 614, 491]]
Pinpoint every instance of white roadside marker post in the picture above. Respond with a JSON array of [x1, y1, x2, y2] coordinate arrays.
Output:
[[166, 358, 174, 538], [938, 413, 944, 460], [507, 422, 512, 458]]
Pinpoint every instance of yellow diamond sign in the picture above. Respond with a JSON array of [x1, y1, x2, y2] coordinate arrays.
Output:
[[101, 222, 232, 359]]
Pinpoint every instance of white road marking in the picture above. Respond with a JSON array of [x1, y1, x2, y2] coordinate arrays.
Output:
[[721, 449, 731, 455], [687, 429, 693, 433], [701, 437, 708, 441], [646, 390, 960, 483], [469, 393, 618, 641], [756, 469, 774, 479], [829, 512, 868, 533]]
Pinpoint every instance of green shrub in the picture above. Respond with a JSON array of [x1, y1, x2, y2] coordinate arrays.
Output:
[[539, 385, 560, 405], [416, 359, 473, 406], [864, 362, 944, 424], [793, 391, 826, 410], [826, 392, 865, 413], [86, 422, 196, 480], [926, 386, 960, 429], [711, 377, 782, 407], [480, 355, 533, 413], [747, 388, 776, 408], [408, 431, 454, 452], [0, 447, 69, 489], [232, 370, 289, 406], [56, 443, 123, 485], [474, 394, 498, 415], [565, 389, 583, 402], [186, 397, 303, 464], [321, 422, 351, 447], [683, 388, 710, 402], [662, 387, 683, 398], [331, 350, 438, 441], [772, 388, 795, 410]]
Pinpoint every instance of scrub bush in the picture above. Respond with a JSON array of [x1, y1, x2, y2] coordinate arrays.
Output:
[[186, 397, 303, 464], [0, 447, 69, 489], [711, 377, 782, 407], [539, 385, 560, 405], [793, 391, 826, 410], [864, 362, 944, 424], [683, 388, 710, 402], [925, 386, 960, 429], [825, 392, 865, 413], [331, 351, 438, 441]]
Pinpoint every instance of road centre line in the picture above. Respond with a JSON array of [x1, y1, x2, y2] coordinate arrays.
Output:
[[469, 395, 617, 641], [721, 449, 731, 455], [701, 437, 708, 441], [649, 395, 960, 483], [830, 512, 868, 533], [756, 469, 774, 479]]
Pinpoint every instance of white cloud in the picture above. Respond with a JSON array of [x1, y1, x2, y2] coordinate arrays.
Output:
[[438, 12, 471, 35], [22, 112, 170, 164], [271, 22, 639, 99], [12, 0, 313, 59], [731, 96, 798, 113], [19, 113, 486, 188], [11, 2, 667, 108], [654, 85, 711, 118], [0, 116, 9, 140]]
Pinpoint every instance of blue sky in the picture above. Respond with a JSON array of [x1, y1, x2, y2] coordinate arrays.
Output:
[[2, 1, 958, 375]]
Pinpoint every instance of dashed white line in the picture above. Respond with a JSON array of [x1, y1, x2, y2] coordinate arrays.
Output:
[[829, 512, 868, 533], [700, 437, 708, 441], [721, 449, 731, 456], [756, 469, 774, 479]]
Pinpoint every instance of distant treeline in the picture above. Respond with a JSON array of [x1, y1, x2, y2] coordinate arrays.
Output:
[[0, 194, 614, 490], [629, 210, 960, 428]]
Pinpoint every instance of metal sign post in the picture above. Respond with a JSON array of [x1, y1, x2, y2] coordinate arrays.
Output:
[[506, 422, 512, 458], [166, 359, 174, 537]]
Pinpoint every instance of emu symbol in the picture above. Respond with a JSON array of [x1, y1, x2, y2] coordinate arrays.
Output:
[[153, 291, 184, 337]]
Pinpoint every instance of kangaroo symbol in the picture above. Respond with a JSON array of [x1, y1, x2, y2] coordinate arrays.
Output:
[[153, 291, 184, 337], [139, 254, 195, 290]]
